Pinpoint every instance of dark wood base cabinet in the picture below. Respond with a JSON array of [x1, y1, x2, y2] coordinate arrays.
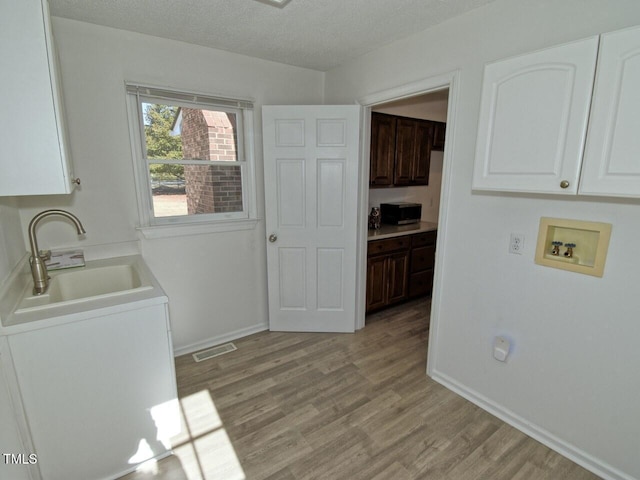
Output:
[[366, 230, 437, 314], [408, 232, 436, 298]]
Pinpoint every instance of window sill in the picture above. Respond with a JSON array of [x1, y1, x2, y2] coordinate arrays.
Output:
[[137, 218, 260, 239]]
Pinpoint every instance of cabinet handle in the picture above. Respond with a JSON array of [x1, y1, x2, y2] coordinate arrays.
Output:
[[560, 180, 570, 189]]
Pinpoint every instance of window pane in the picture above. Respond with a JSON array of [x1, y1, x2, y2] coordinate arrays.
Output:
[[143, 103, 238, 162], [181, 108, 238, 162], [150, 166, 187, 217], [150, 163, 244, 216], [144, 103, 244, 219], [184, 164, 243, 214], [143, 104, 183, 160]]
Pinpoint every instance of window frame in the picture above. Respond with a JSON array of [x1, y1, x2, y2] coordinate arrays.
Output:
[[125, 83, 258, 238]]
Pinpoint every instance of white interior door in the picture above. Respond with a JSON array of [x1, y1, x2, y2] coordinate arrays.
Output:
[[263, 105, 361, 332]]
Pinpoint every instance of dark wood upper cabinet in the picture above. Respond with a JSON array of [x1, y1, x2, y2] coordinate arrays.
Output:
[[393, 117, 417, 185], [369, 112, 396, 186], [370, 113, 440, 187], [412, 120, 433, 185], [432, 121, 446, 151], [394, 118, 432, 186]]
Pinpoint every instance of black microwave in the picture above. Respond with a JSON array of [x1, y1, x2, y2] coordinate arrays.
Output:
[[380, 202, 422, 225]]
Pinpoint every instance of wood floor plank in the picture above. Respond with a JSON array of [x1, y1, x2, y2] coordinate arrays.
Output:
[[300, 389, 402, 449], [288, 427, 372, 480], [233, 403, 319, 450], [369, 461, 412, 480], [120, 297, 601, 480], [239, 429, 313, 480]]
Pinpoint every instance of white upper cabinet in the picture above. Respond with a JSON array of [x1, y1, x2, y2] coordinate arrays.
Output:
[[472, 36, 599, 194], [0, 0, 75, 196], [579, 26, 640, 197]]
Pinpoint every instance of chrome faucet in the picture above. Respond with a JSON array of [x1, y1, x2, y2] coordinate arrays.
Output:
[[28, 209, 86, 295]]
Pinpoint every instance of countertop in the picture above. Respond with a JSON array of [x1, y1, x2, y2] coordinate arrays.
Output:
[[368, 221, 438, 241], [0, 255, 167, 335]]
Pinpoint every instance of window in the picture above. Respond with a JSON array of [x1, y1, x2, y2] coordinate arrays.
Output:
[[126, 84, 257, 236]]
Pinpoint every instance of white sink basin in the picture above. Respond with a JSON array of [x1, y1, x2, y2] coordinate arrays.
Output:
[[1, 255, 163, 333], [16, 264, 151, 313]]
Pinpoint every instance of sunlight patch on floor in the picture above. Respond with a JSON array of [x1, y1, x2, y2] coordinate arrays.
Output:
[[171, 389, 245, 479]]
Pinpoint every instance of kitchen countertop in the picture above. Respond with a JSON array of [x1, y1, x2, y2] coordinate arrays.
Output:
[[368, 221, 438, 241]]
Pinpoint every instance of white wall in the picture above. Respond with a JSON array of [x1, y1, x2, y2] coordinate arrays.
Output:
[[326, 1, 640, 479], [16, 18, 324, 354], [372, 90, 448, 122]]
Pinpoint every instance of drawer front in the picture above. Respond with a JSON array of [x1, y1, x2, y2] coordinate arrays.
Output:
[[411, 230, 437, 247], [368, 236, 411, 256], [409, 270, 434, 298], [410, 245, 435, 273]]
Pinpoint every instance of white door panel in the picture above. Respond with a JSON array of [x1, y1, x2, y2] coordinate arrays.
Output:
[[580, 25, 640, 196], [263, 106, 360, 332], [472, 36, 598, 194]]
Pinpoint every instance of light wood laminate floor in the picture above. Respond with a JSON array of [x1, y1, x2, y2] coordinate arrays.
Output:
[[121, 298, 600, 480]]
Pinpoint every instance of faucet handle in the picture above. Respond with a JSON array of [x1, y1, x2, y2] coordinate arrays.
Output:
[[38, 250, 51, 261]]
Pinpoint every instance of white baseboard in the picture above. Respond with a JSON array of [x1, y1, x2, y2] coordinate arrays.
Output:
[[172, 322, 268, 357], [430, 370, 635, 480]]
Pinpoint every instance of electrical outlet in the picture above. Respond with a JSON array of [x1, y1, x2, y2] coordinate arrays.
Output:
[[509, 233, 524, 254]]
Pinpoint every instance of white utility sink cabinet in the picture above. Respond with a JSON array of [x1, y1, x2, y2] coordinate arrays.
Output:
[[7, 303, 177, 480], [0, 0, 76, 196], [0, 257, 178, 480], [0, 338, 35, 480], [473, 24, 640, 197]]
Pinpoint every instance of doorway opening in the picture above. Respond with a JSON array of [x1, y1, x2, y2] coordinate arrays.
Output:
[[354, 71, 459, 377], [364, 89, 449, 324]]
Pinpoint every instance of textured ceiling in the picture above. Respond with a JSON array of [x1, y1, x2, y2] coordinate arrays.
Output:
[[49, 0, 497, 71]]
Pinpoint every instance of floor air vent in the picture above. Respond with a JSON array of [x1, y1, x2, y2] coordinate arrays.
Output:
[[192, 342, 237, 362]]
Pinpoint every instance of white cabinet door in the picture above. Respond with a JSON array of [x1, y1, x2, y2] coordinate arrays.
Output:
[[8, 304, 177, 480], [579, 25, 640, 197], [472, 37, 599, 194], [0, 0, 74, 196], [0, 339, 36, 480]]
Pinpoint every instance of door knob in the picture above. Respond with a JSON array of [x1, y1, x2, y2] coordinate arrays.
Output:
[[268, 234, 278, 243], [560, 180, 570, 189]]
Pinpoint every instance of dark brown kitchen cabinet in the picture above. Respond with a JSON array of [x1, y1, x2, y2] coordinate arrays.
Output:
[[366, 255, 388, 311], [394, 118, 432, 186], [370, 113, 436, 187], [432, 121, 446, 151], [366, 237, 410, 313], [369, 112, 396, 186], [366, 230, 437, 313], [409, 231, 437, 298], [387, 252, 410, 304]]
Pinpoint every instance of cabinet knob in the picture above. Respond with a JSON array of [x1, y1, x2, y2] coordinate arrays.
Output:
[[560, 180, 570, 189], [72, 178, 81, 186], [268, 233, 278, 243]]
